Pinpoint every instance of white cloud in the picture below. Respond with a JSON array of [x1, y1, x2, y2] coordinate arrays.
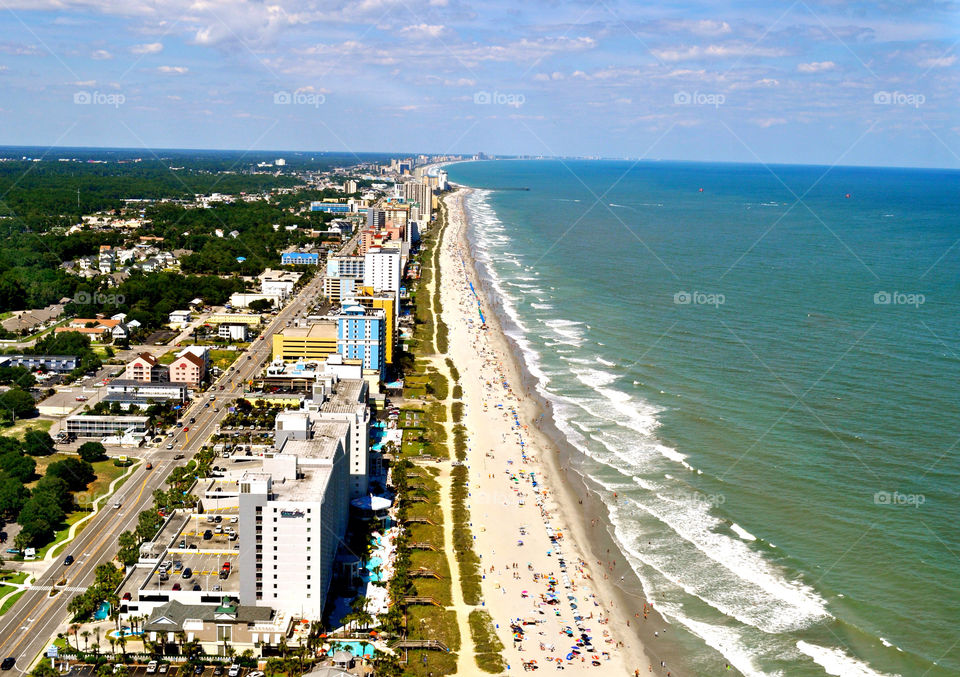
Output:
[[797, 61, 835, 73], [751, 117, 787, 127], [132, 42, 163, 55], [653, 43, 787, 62], [91, 49, 112, 60], [919, 55, 956, 68], [400, 24, 448, 39], [158, 65, 188, 74], [663, 19, 733, 37]]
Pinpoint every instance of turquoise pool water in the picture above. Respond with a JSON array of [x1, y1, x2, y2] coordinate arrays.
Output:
[[93, 601, 110, 620], [332, 641, 374, 657], [364, 556, 383, 582]]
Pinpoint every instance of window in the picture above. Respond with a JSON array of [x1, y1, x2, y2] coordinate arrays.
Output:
[[217, 625, 232, 642]]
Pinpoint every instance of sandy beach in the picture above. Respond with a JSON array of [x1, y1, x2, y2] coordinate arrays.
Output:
[[438, 188, 668, 675]]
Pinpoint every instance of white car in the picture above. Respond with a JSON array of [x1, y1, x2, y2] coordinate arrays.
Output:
[[228, 665, 240, 677], [113, 502, 122, 509], [147, 661, 158, 674]]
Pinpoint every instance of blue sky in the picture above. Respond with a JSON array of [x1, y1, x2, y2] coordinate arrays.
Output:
[[0, 0, 957, 167]]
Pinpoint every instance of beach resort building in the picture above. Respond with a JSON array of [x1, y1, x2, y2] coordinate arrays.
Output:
[[336, 305, 386, 377]]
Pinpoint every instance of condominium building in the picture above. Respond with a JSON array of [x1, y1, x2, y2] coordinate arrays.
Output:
[[400, 181, 433, 221], [280, 252, 320, 266], [343, 288, 396, 365], [237, 421, 350, 619], [363, 248, 401, 298], [336, 306, 386, 377]]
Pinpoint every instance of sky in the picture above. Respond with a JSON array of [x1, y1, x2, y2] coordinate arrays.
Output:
[[0, 0, 957, 168]]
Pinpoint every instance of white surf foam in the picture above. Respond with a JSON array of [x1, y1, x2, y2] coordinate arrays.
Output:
[[796, 641, 898, 677]]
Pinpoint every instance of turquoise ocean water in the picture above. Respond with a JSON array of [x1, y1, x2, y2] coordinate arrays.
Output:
[[446, 160, 960, 677]]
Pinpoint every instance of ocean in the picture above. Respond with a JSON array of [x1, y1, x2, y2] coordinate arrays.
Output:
[[446, 159, 960, 677]]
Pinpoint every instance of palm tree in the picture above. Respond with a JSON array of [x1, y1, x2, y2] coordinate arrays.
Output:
[[94, 627, 102, 656], [176, 631, 187, 655], [81, 630, 91, 651], [117, 633, 127, 659], [69, 624, 81, 652], [108, 637, 116, 657]]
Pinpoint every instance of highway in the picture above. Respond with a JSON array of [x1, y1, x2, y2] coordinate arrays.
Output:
[[0, 259, 337, 672]]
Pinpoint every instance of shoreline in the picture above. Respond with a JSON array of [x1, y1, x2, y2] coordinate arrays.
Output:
[[439, 187, 692, 675]]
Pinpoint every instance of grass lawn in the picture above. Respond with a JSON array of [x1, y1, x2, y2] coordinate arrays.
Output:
[[0, 590, 24, 615], [2, 418, 53, 440], [209, 349, 242, 370], [402, 649, 457, 677], [0, 571, 28, 585], [157, 351, 176, 365], [407, 606, 461, 652], [88, 458, 129, 501]]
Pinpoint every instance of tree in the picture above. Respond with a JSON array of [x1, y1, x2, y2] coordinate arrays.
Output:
[[248, 298, 273, 313], [17, 490, 66, 544], [23, 429, 55, 457], [0, 475, 30, 519], [78, 441, 107, 463], [33, 474, 74, 512], [0, 448, 35, 482], [0, 388, 37, 422], [46, 457, 96, 492], [117, 530, 140, 566]]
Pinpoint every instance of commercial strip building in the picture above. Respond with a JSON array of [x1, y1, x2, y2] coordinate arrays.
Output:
[[105, 380, 188, 407], [65, 414, 150, 438], [208, 313, 263, 326], [0, 354, 78, 373]]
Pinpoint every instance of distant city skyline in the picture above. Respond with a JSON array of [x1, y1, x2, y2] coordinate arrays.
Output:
[[0, 0, 957, 168]]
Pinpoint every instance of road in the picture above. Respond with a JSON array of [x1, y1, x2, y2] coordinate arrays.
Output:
[[0, 267, 333, 672]]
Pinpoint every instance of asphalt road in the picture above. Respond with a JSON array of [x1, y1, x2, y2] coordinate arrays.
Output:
[[0, 269, 331, 671]]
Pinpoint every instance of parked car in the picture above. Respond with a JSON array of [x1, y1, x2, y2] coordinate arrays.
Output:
[[193, 665, 204, 675], [122, 592, 132, 601], [158, 664, 169, 674], [212, 667, 223, 677], [171, 583, 181, 591], [182, 567, 193, 578], [192, 584, 202, 591], [228, 665, 240, 677], [147, 661, 158, 674]]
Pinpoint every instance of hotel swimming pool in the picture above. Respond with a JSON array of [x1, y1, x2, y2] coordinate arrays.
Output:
[[331, 641, 375, 657]]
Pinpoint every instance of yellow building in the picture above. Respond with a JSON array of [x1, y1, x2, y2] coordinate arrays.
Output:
[[271, 321, 338, 362], [349, 287, 396, 364], [208, 313, 263, 326]]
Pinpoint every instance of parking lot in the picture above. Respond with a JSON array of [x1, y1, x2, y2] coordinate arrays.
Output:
[[141, 548, 240, 595]]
